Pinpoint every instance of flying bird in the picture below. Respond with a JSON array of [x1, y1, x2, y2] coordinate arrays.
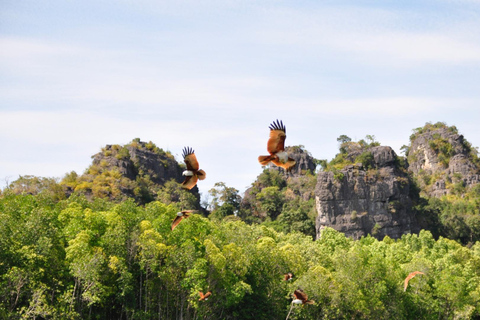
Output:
[[284, 272, 293, 281], [292, 289, 314, 305], [171, 210, 196, 230], [404, 271, 425, 292], [199, 291, 212, 301], [258, 120, 296, 170], [181, 147, 206, 190]]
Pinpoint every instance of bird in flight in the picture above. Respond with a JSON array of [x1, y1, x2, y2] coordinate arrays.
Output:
[[284, 272, 294, 281], [258, 120, 296, 170], [171, 210, 196, 230], [404, 271, 425, 292], [198, 291, 212, 301], [181, 147, 206, 190], [292, 289, 314, 305]]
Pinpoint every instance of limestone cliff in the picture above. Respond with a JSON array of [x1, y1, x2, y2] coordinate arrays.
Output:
[[71, 139, 201, 206], [407, 123, 480, 197], [315, 146, 418, 240], [91, 142, 183, 185]]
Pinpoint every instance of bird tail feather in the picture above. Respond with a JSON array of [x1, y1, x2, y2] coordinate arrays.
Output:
[[197, 170, 206, 180], [258, 155, 273, 165]]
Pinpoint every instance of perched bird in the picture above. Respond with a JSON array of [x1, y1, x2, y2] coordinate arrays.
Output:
[[404, 271, 425, 292], [258, 120, 296, 170], [284, 272, 294, 281], [198, 291, 211, 301], [181, 147, 206, 190], [292, 289, 314, 305], [171, 210, 196, 230]]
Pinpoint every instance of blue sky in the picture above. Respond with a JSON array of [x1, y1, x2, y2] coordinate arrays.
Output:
[[1, 0, 480, 199]]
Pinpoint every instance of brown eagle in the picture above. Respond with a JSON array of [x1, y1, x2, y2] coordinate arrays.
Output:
[[284, 272, 293, 281], [171, 210, 196, 230], [258, 120, 296, 170], [181, 147, 206, 190], [198, 291, 212, 301], [292, 289, 314, 305]]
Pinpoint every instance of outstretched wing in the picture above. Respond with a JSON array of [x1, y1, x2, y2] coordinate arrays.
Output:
[[171, 216, 184, 230], [182, 175, 198, 190], [404, 271, 425, 291], [272, 157, 296, 170], [199, 291, 211, 301], [183, 147, 200, 171], [267, 120, 287, 154]]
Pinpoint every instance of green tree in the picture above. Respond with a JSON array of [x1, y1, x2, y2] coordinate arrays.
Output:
[[208, 182, 242, 220]]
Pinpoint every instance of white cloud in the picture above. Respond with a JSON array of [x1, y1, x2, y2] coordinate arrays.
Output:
[[248, 5, 480, 66]]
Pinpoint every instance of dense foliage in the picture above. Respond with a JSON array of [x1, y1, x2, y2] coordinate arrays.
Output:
[[2, 192, 480, 319], [239, 167, 317, 238]]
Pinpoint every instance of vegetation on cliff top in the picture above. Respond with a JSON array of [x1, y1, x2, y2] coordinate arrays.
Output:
[[406, 122, 480, 245]]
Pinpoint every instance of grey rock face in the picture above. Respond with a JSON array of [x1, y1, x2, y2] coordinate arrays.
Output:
[[315, 146, 418, 240], [92, 143, 183, 185], [408, 128, 464, 175], [86, 141, 201, 205], [408, 127, 480, 197], [271, 146, 317, 177]]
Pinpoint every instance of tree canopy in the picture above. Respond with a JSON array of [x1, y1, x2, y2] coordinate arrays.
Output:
[[2, 191, 480, 319]]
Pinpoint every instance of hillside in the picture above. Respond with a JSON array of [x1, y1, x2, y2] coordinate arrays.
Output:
[[61, 138, 202, 209], [3, 123, 480, 245], [2, 123, 480, 319], [313, 123, 480, 244]]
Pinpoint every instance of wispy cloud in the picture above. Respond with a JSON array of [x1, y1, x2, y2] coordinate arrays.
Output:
[[2, 0, 480, 195]]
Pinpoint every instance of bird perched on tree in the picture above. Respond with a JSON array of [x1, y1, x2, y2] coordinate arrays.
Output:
[[404, 271, 425, 292], [181, 147, 206, 190], [171, 210, 196, 230], [292, 289, 314, 305], [198, 291, 211, 301], [258, 120, 296, 170]]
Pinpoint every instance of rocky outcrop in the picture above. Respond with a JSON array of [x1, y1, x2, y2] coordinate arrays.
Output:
[[407, 126, 480, 197], [408, 127, 466, 175], [271, 146, 317, 177], [92, 143, 183, 185], [315, 146, 418, 240], [76, 140, 201, 206]]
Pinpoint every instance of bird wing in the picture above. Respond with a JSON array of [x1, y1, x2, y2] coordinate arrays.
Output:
[[404, 271, 425, 291], [171, 216, 184, 230], [293, 289, 308, 302], [204, 292, 212, 299], [272, 157, 296, 170], [267, 120, 287, 154], [181, 175, 198, 190], [183, 147, 199, 170]]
